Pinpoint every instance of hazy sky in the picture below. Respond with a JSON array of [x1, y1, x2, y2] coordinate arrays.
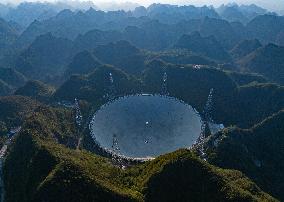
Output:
[[2, 0, 284, 11]]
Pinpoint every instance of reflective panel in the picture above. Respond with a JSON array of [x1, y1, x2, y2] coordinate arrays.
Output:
[[90, 94, 202, 158]]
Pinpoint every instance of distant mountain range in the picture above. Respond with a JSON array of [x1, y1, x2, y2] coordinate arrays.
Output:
[[0, 2, 278, 28], [0, 1, 97, 27], [0, 2, 283, 201], [10, 7, 282, 51], [216, 3, 268, 24]]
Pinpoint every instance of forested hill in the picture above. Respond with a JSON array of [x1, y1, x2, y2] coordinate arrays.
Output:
[[0, 2, 283, 202]]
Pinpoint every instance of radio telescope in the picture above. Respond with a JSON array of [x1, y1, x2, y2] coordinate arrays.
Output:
[[90, 94, 202, 159]]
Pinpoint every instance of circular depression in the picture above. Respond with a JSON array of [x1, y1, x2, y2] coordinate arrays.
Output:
[[90, 94, 202, 158]]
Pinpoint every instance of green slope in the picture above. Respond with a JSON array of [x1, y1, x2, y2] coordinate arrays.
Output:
[[3, 105, 277, 202], [205, 110, 284, 200], [14, 80, 55, 102]]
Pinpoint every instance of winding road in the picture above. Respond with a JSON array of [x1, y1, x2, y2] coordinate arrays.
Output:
[[0, 127, 21, 202]]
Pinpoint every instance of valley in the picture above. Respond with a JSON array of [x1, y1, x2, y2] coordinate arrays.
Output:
[[0, 1, 283, 202]]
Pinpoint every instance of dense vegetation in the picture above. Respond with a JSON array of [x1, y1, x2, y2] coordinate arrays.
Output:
[[174, 32, 231, 61], [14, 80, 55, 102], [0, 2, 283, 201], [0, 95, 39, 129], [238, 44, 284, 84], [205, 110, 284, 200], [0, 95, 39, 146], [4, 106, 277, 202]]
